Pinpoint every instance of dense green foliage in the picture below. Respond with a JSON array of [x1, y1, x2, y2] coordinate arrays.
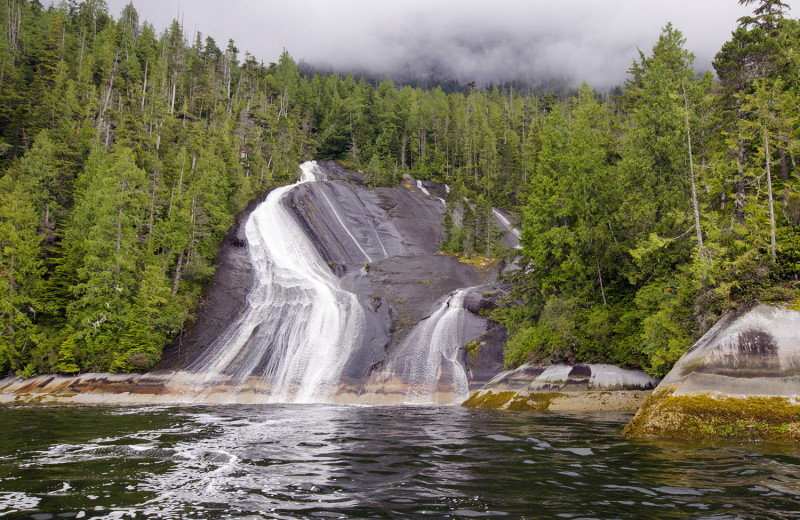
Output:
[[504, 8, 800, 376], [1, 0, 798, 378], [0, 0, 304, 375]]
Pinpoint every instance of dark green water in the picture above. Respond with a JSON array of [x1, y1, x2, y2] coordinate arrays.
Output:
[[0, 405, 798, 519]]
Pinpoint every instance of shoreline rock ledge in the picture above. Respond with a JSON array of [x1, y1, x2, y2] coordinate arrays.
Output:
[[462, 363, 659, 412], [624, 303, 800, 442]]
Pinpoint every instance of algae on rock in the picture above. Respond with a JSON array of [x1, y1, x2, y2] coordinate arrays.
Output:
[[624, 385, 800, 442]]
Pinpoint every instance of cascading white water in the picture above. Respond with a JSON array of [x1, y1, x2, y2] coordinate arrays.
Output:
[[185, 161, 365, 403], [493, 208, 522, 249], [416, 179, 431, 197], [373, 289, 476, 404], [417, 179, 446, 206], [315, 188, 374, 262]]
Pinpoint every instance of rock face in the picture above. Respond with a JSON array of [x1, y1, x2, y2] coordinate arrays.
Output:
[[0, 161, 510, 405], [624, 303, 800, 441], [463, 363, 659, 412], [264, 162, 507, 402]]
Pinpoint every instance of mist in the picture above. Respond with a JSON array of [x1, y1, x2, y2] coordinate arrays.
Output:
[[105, 0, 790, 88]]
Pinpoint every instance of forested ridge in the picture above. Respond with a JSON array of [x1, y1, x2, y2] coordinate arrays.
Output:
[[0, 0, 798, 378]]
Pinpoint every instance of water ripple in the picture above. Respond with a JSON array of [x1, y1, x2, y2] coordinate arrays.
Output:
[[0, 405, 799, 519]]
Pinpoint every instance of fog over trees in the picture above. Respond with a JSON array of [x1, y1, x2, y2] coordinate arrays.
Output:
[[105, 0, 764, 89]]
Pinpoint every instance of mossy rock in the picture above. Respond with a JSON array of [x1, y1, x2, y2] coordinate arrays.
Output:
[[462, 390, 565, 411], [624, 384, 800, 442]]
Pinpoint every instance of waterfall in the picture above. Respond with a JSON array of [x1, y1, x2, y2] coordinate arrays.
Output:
[[368, 288, 479, 404], [185, 161, 365, 403], [493, 208, 522, 249], [0, 161, 506, 405], [416, 179, 430, 197], [417, 179, 446, 206]]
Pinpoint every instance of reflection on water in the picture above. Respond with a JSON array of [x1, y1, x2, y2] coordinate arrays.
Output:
[[1, 405, 799, 519]]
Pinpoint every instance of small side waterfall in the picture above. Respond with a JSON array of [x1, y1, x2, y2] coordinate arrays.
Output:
[[185, 161, 365, 402], [365, 288, 483, 404], [492, 208, 522, 249]]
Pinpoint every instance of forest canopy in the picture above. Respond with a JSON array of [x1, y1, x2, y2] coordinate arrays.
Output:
[[0, 0, 797, 378]]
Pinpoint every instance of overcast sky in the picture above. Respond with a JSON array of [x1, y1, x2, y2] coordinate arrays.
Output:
[[104, 0, 794, 88]]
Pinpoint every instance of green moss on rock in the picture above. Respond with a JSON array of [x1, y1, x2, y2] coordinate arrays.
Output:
[[462, 390, 516, 409], [624, 385, 800, 442], [462, 390, 565, 411], [507, 392, 566, 411]]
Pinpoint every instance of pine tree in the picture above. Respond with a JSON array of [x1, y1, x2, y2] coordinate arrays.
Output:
[[0, 175, 43, 374]]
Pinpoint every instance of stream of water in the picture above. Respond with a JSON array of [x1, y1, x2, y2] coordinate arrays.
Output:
[[1, 405, 799, 519], [183, 162, 366, 403]]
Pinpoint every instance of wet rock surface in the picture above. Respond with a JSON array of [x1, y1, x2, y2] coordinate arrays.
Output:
[[624, 303, 800, 441], [649, 303, 800, 395], [463, 363, 659, 412], [281, 166, 507, 399], [482, 363, 659, 393]]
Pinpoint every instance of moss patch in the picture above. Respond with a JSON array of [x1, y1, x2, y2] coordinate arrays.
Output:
[[456, 254, 501, 277], [462, 390, 514, 409], [463, 340, 482, 368], [462, 390, 565, 411], [507, 392, 566, 411], [624, 385, 800, 442]]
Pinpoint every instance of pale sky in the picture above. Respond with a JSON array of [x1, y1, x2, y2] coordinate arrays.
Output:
[[104, 0, 794, 88]]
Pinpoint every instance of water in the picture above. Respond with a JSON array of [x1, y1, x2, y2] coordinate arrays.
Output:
[[492, 208, 522, 250], [184, 161, 366, 403], [368, 288, 485, 404], [415, 180, 432, 198], [2, 406, 799, 519]]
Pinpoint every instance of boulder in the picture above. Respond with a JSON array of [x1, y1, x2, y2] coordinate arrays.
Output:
[[624, 303, 800, 442], [463, 363, 658, 412]]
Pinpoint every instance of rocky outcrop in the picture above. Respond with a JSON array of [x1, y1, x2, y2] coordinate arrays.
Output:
[[0, 161, 511, 405], [276, 165, 506, 401], [624, 303, 800, 441], [463, 363, 659, 412]]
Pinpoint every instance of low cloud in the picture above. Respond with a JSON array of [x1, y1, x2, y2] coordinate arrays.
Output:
[[107, 0, 778, 88]]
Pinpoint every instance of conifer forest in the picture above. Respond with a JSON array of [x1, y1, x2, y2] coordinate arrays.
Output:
[[0, 0, 798, 378]]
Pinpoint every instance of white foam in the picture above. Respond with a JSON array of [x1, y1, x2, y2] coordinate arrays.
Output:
[[183, 161, 365, 403], [416, 180, 431, 197]]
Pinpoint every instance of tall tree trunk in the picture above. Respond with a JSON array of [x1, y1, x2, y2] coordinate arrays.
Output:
[[148, 169, 158, 244], [780, 145, 789, 182], [683, 82, 703, 255], [172, 248, 184, 295], [401, 134, 407, 171], [596, 256, 606, 306], [78, 28, 85, 75], [8, 253, 14, 349], [141, 60, 148, 112], [736, 111, 746, 226], [116, 181, 126, 253]]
